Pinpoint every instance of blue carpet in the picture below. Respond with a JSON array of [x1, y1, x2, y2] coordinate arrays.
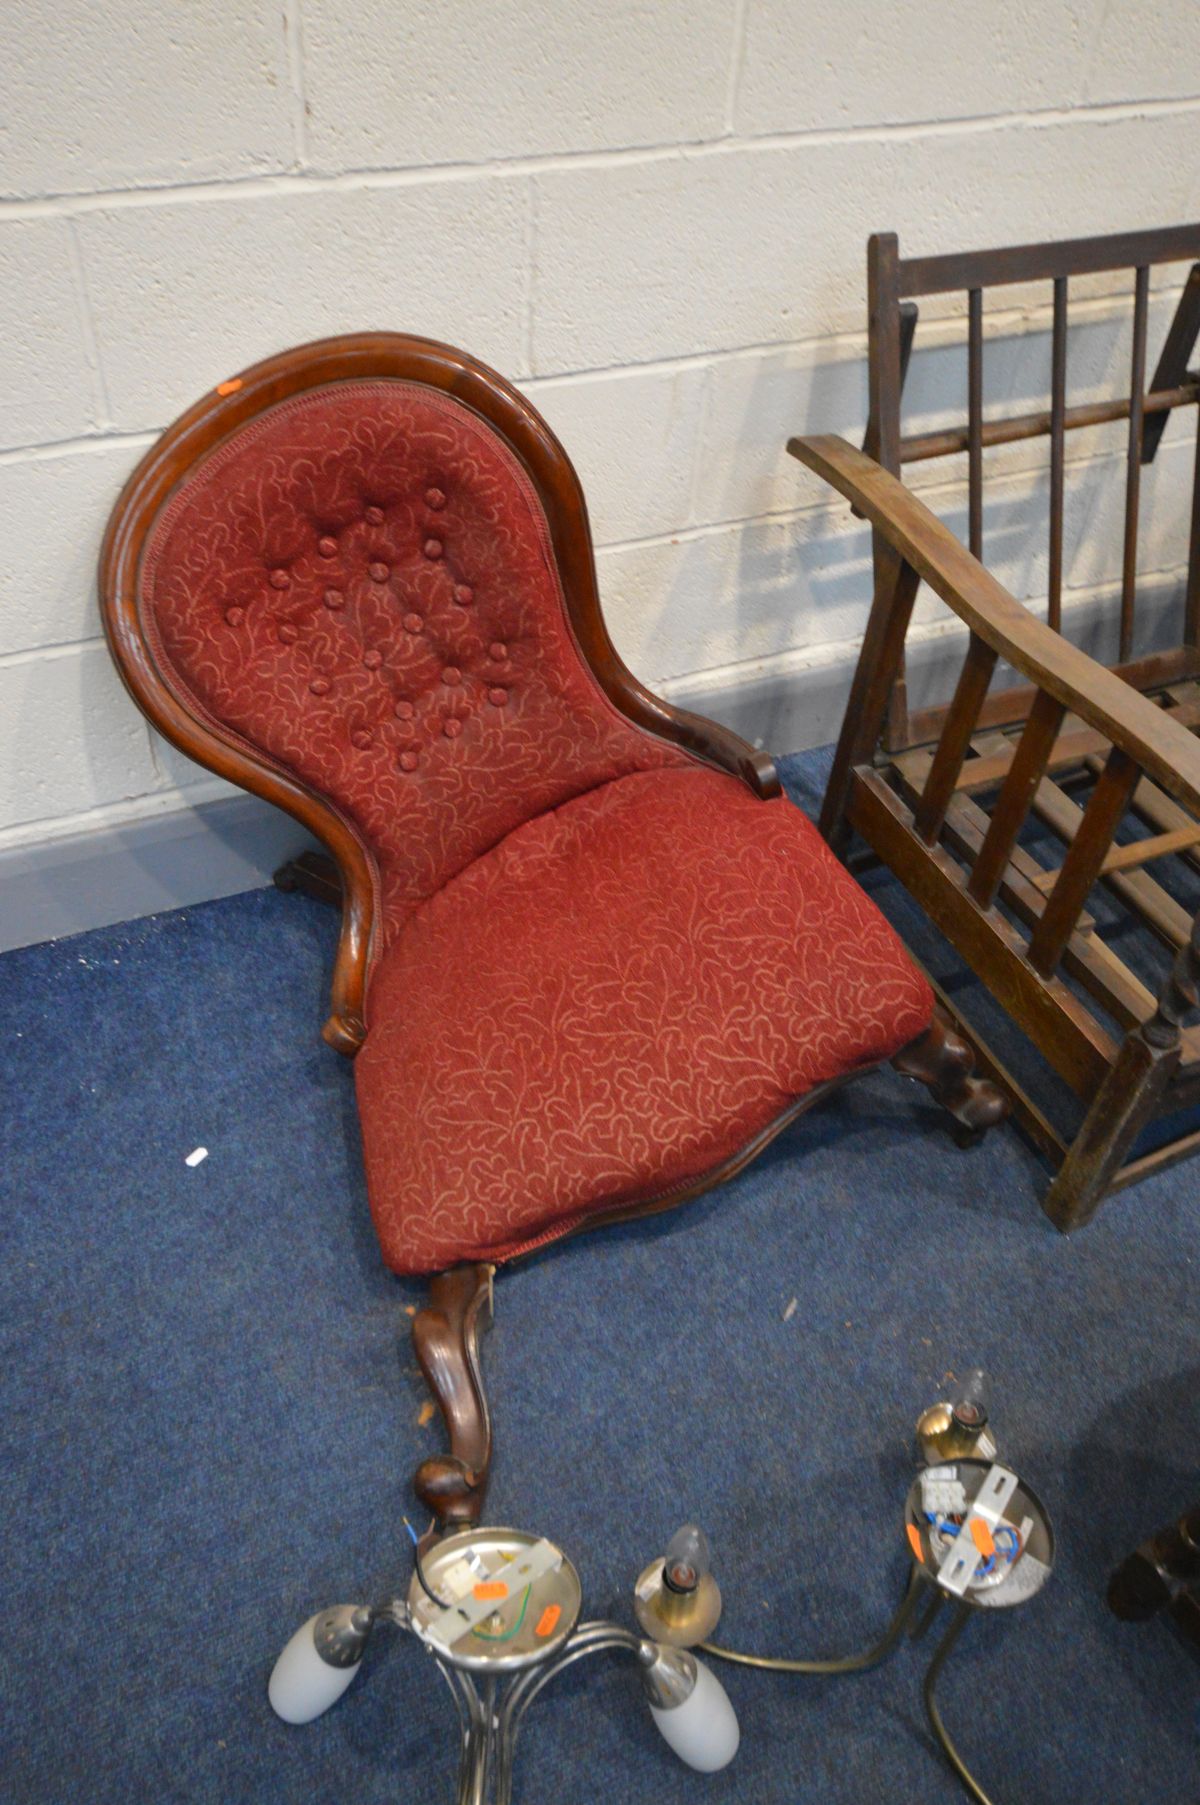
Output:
[[2, 748, 1197, 1803]]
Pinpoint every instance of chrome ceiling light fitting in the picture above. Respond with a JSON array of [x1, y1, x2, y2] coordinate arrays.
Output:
[[698, 1371, 1054, 1805], [268, 1523, 739, 1802], [269, 1373, 1049, 1803]]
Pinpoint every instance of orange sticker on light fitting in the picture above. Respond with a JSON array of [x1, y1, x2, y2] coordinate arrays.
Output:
[[473, 1580, 508, 1601], [906, 1524, 924, 1562], [970, 1519, 995, 1559], [535, 1604, 561, 1637], [216, 378, 244, 396]]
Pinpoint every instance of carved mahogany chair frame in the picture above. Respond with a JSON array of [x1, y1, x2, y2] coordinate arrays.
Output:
[[101, 333, 1001, 1536], [791, 226, 1200, 1232]]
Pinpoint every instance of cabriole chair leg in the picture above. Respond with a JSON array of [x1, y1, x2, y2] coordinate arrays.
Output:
[[892, 1004, 1010, 1147], [411, 1264, 495, 1534]]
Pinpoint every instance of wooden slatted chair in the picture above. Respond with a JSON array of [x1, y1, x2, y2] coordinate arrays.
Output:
[[791, 226, 1200, 1230]]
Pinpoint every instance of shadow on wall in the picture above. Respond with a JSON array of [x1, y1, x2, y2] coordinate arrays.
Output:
[[697, 285, 1197, 733]]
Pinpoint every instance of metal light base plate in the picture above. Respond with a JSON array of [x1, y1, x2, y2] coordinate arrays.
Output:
[[408, 1526, 582, 1673], [905, 1458, 1055, 1608]]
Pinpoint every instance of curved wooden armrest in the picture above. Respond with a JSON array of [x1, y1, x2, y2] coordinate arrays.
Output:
[[619, 671, 781, 798], [788, 433, 1200, 817], [318, 833, 374, 1056]]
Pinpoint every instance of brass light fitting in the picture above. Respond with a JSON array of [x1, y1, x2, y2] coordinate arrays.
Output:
[[634, 1523, 723, 1648]]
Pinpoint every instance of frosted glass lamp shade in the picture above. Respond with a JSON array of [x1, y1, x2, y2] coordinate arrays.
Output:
[[268, 1611, 364, 1724], [648, 1657, 740, 1772]]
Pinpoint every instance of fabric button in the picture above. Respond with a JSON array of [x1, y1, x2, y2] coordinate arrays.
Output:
[[277, 622, 299, 644], [423, 538, 443, 560], [317, 536, 337, 558], [399, 749, 419, 772], [443, 717, 462, 739], [224, 606, 245, 626], [363, 649, 383, 669], [364, 505, 384, 526], [351, 728, 373, 749], [488, 687, 508, 707], [403, 612, 423, 633], [324, 588, 345, 610], [488, 642, 507, 661], [269, 568, 290, 589], [309, 676, 331, 696], [442, 666, 461, 686], [453, 584, 473, 605], [394, 700, 415, 720], [369, 561, 389, 583], [425, 487, 446, 510]]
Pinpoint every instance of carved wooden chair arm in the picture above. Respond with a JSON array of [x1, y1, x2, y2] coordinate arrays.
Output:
[[612, 667, 781, 798], [788, 433, 1200, 818], [320, 836, 373, 1055]]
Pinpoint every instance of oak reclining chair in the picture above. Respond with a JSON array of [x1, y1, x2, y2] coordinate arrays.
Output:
[[100, 333, 1004, 1539], [789, 227, 1200, 1234]]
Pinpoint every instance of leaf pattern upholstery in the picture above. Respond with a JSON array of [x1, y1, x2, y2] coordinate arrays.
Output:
[[357, 766, 932, 1271]]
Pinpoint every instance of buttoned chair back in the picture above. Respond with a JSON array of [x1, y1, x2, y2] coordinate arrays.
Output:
[[102, 335, 747, 1053]]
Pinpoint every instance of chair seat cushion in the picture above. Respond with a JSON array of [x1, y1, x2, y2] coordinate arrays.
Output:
[[354, 765, 932, 1273]]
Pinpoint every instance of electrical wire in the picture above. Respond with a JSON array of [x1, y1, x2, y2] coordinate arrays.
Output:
[[704, 1569, 999, 1805], [923, 1603, 997, 1805], [699, 1565, 923, 1673], [402, 1519, 532, 1642], [403, 1516, 455, 1611], [471, 1585, 532, 1643]]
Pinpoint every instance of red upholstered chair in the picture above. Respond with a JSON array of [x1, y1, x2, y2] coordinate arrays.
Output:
[[100, 334, 1004, 1528]]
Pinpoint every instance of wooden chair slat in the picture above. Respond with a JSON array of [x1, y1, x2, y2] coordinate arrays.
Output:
[[1101, 760, 1200, 878], [1098, 822, 1200, 875], [1120, 266, 1150, 661], [1048, 276, 1068, 633], [899, 380, 1200, 464], [1024, 766, 1194, 952], [968, 690, 1066, 907], [912, 632, 997, 843], [897, 747, 1152, 1031], [1028, 747, 1142, 977], [1142, 262, 1200, 463], [968, 287, 983, 560], [851, 767, 1118, 1095]]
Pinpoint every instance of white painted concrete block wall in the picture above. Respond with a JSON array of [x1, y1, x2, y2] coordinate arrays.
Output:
[[2, 0, 1199, 854]]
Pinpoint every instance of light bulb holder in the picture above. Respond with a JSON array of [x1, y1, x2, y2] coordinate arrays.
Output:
[[634, 1556, 723, 1647], [638, 1641, 698, 1709], [916, 1400, 998, 1466], [313, 1604, 377, 1668]]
